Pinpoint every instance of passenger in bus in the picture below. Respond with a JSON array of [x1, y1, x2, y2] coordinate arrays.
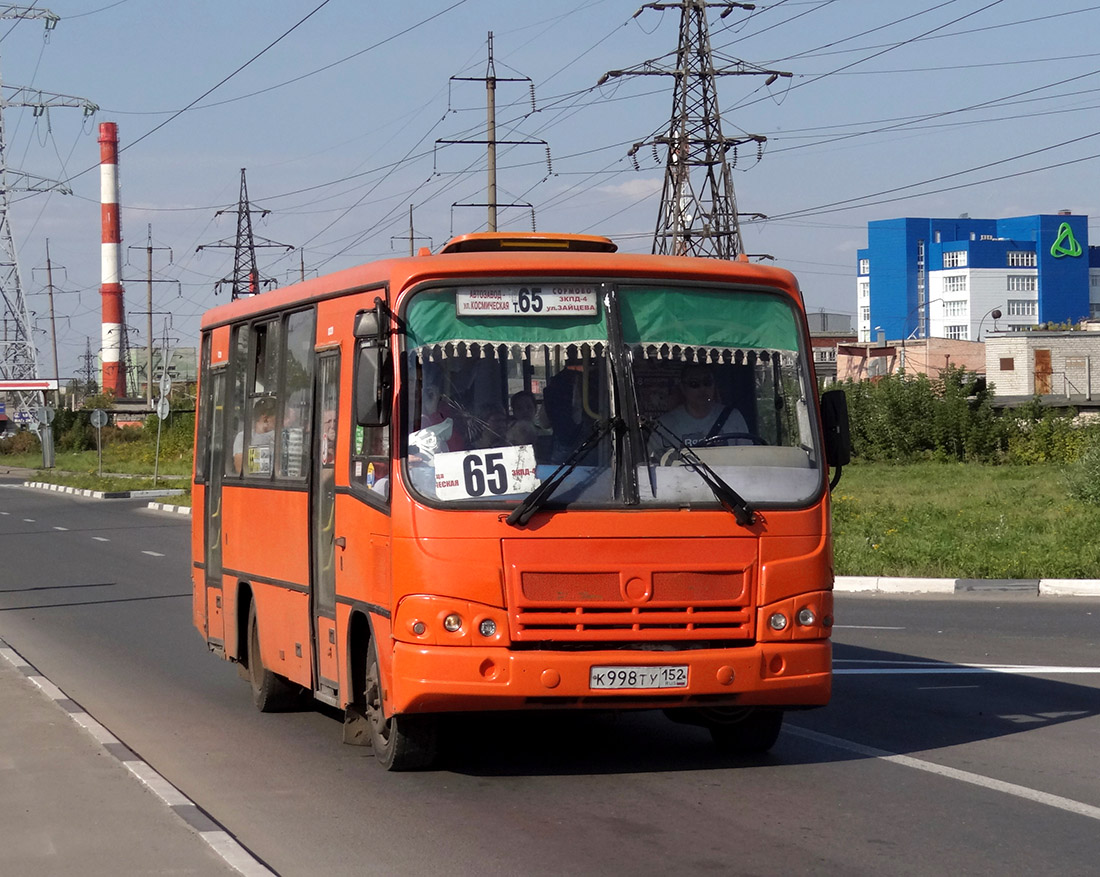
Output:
[[232, 396, 277, 474], [542, 358, 597, 462], [473, 404, 509, 449], [505, 390, 542, 446], [651, 363, 748, 454], [409, 371, 454, 461]]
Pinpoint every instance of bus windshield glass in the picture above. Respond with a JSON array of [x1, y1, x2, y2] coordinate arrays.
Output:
[[402, 281, 822, 510]]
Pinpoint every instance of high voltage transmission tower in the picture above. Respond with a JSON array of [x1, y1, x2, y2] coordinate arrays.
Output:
[[0, 6, 97, 416], [600, 1, 789, 259], [198, 169, 291, 300]]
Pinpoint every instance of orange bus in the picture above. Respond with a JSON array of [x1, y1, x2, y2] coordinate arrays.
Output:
[[191, 232, 850, 770]]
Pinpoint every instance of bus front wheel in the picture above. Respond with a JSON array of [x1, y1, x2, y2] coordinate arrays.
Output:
[[705, 707, 783, 754], [246, 603, 299, 712], [364, 640, 438, 771]]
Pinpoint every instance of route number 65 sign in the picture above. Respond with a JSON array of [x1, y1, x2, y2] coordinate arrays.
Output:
[[433, 444, 540, 501]]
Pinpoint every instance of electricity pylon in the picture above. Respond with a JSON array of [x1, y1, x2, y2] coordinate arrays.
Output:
[[600, 1, 789, 259], [0, 6, 97, 416], [198, 169, 291, 300]]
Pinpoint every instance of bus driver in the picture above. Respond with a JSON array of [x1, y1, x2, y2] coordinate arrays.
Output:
[[653, 363, 748, 453]]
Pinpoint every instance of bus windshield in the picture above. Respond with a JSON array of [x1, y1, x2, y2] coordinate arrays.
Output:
[[402, 281, 822, 510]]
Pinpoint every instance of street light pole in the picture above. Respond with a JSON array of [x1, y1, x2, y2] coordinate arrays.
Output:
[[977, 306, 1003, 341]]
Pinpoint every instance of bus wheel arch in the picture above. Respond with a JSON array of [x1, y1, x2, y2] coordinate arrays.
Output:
[[356, 618, 439, 771], [243, 592, 300, 712]]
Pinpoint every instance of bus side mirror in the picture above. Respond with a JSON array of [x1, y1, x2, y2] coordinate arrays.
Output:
[[820, 389, 851, 469], [355, 343, 392, 427]]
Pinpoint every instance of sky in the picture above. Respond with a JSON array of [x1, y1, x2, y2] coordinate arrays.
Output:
[[3, 0, 1099, 382]]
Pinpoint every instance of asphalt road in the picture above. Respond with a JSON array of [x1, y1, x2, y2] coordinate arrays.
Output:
[[2, 480, 1098, 876]]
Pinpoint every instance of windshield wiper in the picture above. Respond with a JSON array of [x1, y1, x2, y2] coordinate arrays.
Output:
[[647, 420, 757, 527], [506, 418, 617, 527]]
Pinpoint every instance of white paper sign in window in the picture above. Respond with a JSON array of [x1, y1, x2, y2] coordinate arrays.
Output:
[[433, 445, 540, 500]]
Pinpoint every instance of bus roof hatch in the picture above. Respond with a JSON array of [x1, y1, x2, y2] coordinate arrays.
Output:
[[439, 232, 618, 255]]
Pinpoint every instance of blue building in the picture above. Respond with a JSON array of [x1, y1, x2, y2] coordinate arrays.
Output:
[[856, 213, 1100, 343]]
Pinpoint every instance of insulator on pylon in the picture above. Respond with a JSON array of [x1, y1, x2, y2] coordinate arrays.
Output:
[[545, 146, 553, 175]]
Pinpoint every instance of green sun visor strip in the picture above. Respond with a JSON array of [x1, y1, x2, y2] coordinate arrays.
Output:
[[405, 285, 801, 356]]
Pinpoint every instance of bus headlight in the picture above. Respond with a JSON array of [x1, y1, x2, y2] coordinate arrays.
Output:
[[478, 618, 497, 637], [768, 612, 788, 631], [443, 613, 463, 633], [797, 608, 816, 626]]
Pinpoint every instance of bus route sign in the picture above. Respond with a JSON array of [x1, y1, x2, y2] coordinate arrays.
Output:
[[456, 285, 598, 317]]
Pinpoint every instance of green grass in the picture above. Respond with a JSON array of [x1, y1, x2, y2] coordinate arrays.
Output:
[[833, 461, 1100, 579]]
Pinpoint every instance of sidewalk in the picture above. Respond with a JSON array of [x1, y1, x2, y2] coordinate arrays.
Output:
[[0, 639, 271, 876]]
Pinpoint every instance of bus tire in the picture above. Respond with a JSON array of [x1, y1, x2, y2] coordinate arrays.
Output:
[[364, 639, 438, 771], [246, 602, 299, 712], [706, 708, 783, 754]]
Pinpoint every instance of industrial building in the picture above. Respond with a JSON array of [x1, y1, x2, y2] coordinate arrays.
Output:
[[856, 212, 1100, 344]]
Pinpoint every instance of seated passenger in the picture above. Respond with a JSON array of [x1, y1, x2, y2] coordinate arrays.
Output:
[[473, 404, 509, 449], [652, 364, 748, 453], [232, 396, 276, 474], [505, 390, 542, 446], [409, 372, 454, 461]]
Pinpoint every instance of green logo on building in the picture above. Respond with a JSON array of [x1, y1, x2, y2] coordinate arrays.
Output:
[[1050, 222, 1082, 258]]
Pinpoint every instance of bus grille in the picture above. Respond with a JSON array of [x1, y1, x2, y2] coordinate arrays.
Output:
[[511, 570, 753, 643]]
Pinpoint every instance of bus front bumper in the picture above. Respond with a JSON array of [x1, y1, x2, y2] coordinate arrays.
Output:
[[388, 640, 831, 715]]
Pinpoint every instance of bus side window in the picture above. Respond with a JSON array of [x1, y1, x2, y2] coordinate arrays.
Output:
[[351, 340, 391, 500], [277, 309, 315, 479]]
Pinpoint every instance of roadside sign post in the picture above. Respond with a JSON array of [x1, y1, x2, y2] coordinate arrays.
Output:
[[90, 408, 108, 476], [153, 395, 170, 486], [36, 406, 55, 468]]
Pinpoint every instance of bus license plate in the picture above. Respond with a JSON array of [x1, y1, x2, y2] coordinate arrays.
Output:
[[589, 665, 688, 690]]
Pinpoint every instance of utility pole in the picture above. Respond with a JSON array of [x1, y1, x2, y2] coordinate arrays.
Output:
[[601, 1, 789, 259], [43, 240, 59, 391], [390, 205, 432, 256], [197, 169, 292, 300], [437, 33, 550, 232], [127, 224, 174, 406], [0, 6, 97, 419]]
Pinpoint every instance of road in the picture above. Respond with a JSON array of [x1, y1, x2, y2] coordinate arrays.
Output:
[[2, 479, 1098, 875]]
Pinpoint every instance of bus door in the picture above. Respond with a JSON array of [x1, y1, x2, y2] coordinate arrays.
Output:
[[202, 367, 228, 644], [310, 352, 341, 698]]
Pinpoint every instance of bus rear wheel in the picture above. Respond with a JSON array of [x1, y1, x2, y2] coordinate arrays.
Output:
[[246, 603, 299, 712], [705, 707, 784, 754], [364, 640, 438, 771]]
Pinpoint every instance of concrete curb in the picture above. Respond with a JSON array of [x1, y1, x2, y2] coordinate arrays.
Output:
[[835, 576, 1100, 598], [147, 501, 192, 516], [23, 480, 184, 501]]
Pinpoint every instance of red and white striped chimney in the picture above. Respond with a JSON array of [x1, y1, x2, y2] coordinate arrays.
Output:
[[99, 121, 127, 398]]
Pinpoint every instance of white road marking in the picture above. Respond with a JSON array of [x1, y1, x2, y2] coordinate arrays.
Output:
[[53, 526, 68, 531], [916, 685, 981, 691], [141, 551, 165, 557], [835, 662, 1100, 676], [92, 536, 109, 542], [22, 518, 34, 522], [834, 625, 905, 630], [787, 725, 1100, 822]]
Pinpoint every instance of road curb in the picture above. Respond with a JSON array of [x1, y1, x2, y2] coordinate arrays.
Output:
[[23, 480, 184, 501], [836, 576, 1100, 597]]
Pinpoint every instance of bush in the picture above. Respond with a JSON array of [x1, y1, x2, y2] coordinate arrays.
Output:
[[0, 429, 39, 455], [1066, 433, 1100, 505], [842, 366, 1004, 463]]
